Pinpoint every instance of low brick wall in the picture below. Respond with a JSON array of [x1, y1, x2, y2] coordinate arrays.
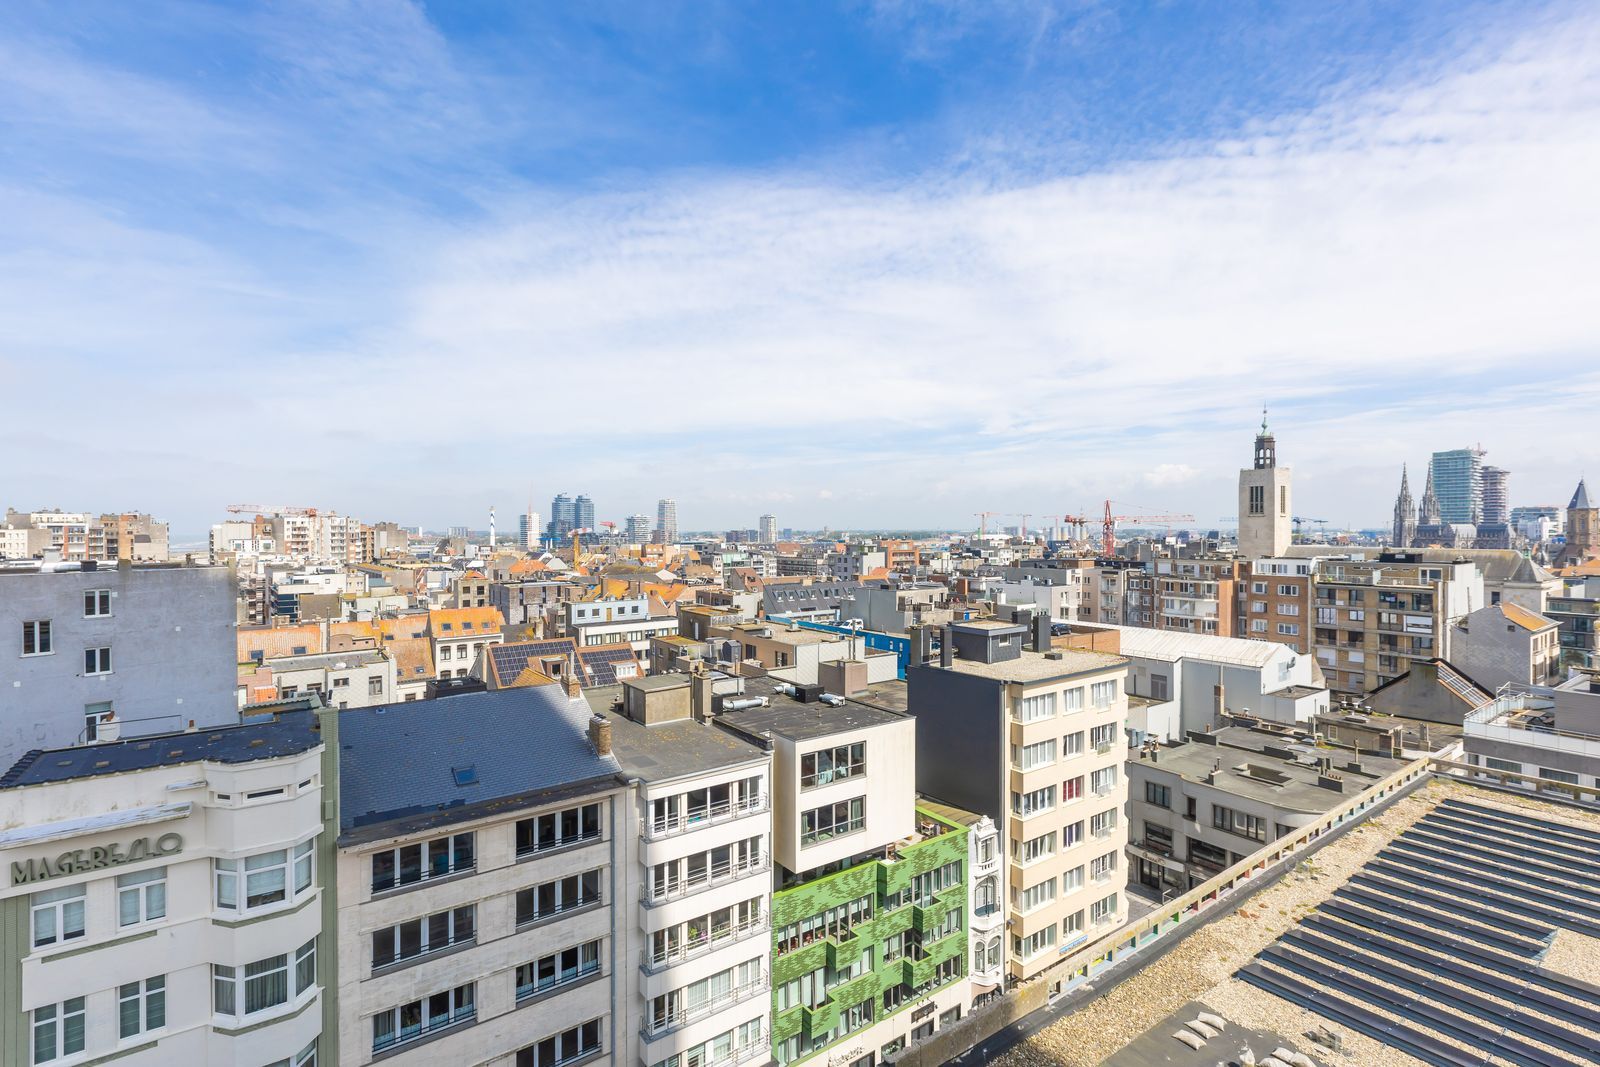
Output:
[[891, 981, 1051, 1067]]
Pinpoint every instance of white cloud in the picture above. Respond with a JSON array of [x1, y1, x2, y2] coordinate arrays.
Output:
[[1, 7, 1598, 529]]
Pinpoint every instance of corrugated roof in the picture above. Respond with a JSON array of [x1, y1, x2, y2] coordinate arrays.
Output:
[[1101, 624, 1287, 668], [337, 686, 620, 840]]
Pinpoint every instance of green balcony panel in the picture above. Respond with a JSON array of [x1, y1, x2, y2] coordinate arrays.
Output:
[[773, 939, 827, 985], [803, 1000, 839, 1038], [772, 1005, 804, 1044], [827, 972, 880, 1012]]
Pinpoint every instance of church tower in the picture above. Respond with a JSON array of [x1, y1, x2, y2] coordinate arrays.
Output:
[[1392, 466, 1416, 548], [1237, 410, 1292, 558], [1568, 479, 1598, 560]]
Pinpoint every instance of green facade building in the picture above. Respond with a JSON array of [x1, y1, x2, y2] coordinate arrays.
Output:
[[769, 807, 969, 1066]]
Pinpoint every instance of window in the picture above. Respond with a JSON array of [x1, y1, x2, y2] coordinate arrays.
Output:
[[1013, 925, 1056, 960], [368, 676, 383, 696], [1277, 623, 1300, 636], [83, 701, 113, 742], [517, 870, 602, 925], [371, 833, 476, 892], [1090, 766, 1117, 795], [1248, 485, 1264, 515], [1012, 785, 1055, 817], [1484, 756, 1521, 774], [32, 998, 85, 1063], [1149, 673, 1169, 700], [1062, 864, 1085, 892], [1091, 809, 1118, 837], [119, 975, 166, 1039], [1062, 731, 1085, 757], [800, 742, 866, 787], [517, 1018, 601, 1067], [1018, 692, 1056, 723], [1212, 805, 1266, 842], [373, 906, 477, 968], [1014, 831, 1055, 865], [216, 848, 299, 911], [1090, 851, 1118, 881], [802, 798, 864, 845], [83, 646, 112, 675], [1063, 909, 1085, 940], [22, 619, 52, 656], [1063, 820, 1084, 848], [1252, 582, 1267, 594], [294, 839, 314, 892], [118, 866, 167, 926], [516, 803, 601, 857], [1063, 687, 1084, 712], [296, 937, 317, 992], [1539, 767, 1581, 785], [1019, 877, 1056, 912], [1144, 782, 1171, 808], [1090, 723, 1118, 751], [1091, 680, 1117, 706], [1091, 893, 1119, 925], [332, 676, 349, 688], [84, 590, 112, 617], [372, 984, 477, 1053], [31, 885, 85, 949], [1015, 738, 1056, 771], [516, 941, 602, 1000], [1063, 775, 1084, 802]]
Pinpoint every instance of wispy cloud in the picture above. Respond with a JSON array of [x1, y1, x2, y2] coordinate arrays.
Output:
[[0, 2, 1595, 531]]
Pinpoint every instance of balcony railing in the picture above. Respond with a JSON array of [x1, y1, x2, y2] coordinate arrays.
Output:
[[642, 978, 766, 1041], [516, 960, 601, 1002], [517, 827, 602, 860], [516, 891, 601, 928], [646, 796, 767, 840], [644, 914, 767, 973], [1092, 825, 1115, 839], [372, 1004, 477, 1054], [643, 854, 768, 907]]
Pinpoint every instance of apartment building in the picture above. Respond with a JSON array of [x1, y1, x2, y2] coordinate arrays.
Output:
[[1310, 552, 1483, 696], [1126, 719, 1409, 894], [706, 621, 898, 688], [240, 649, 398, 710], [1150, 557, 1243, 637], [566, 597, 680, 653], [0, 699, 334, 1067], [992, 569, 1094, 624], [428, 607, 505, 679], [0, 560, 239, 767], [1449, 602, 1562, 692], [906, 619, 1130, 982], [1547, 575, 1600, 671], [1087, 561, 1152, 626], [586, 675, 774, 1067], [1239, 557, 1313, 654], [333, 686, 629, 1067], [716, 696, 973, 1067], [1462, 676, 1600, 790]]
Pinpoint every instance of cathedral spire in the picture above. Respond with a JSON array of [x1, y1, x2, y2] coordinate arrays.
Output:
[[1418, 466, 1442, 527], [1393, 465, 1416, 547]]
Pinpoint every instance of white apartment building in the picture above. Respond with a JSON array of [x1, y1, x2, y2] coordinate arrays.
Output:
[[0, 700, 332, 1067], [333, 687, 630, 1067], [590, 675, 774, 1067], [566, 598, 682, 653], [908, 620, 1131, 982], [248, 650, 398, 710]]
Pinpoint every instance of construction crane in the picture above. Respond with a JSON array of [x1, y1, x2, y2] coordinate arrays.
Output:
[[973, 512, 997, 539], [1013, 514, 1033, 540], [226, 504, 316, 516], [1101, 501, 1196, 557], [1055, 513, 1092, 542]]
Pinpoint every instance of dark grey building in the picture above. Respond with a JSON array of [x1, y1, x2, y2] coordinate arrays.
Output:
[[0, 560, 238, 766]]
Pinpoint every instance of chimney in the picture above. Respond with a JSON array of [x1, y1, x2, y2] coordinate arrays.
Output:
[[588, 714, 612, 757], [940, 624, 954, 668], [1213, 682, 1225, 729], [1032, 612, 1051, 653], [565, 671, 583, 699]]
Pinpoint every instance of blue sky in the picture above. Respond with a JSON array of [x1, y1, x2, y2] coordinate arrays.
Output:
[[2, 1, 1596, 536]]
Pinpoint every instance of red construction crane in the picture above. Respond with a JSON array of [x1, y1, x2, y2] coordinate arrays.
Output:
[[1053, 513, 1092, 542], [1101, 501, 1196, 557], [973, 512, 997, 539]]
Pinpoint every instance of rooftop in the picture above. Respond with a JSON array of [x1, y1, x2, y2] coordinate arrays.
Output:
[[718, 681, 908, 743], [942, 646, 1127, 683], [337, 686, 621, 842], [1140, 725, 1411, 813], [581, 685, 767, 782], [1, 701, 323, 788], [267, 649, 387, 671], [1097, 623, 1287, 669]]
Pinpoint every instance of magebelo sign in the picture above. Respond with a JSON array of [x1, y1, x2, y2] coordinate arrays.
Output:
[[10, 833, 183, 886]]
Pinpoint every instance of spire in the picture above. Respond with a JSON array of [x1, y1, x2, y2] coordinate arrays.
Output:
[[1261, 406, 1269, 436], [1419, 466, 1441, 526], [1393, 465, 1416, 547], [1252, 410, 1277, 469], [1571, 478, 1592, 511]]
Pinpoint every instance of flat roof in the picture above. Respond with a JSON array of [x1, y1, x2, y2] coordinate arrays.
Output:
[[916, 795, 986, 829], [943, 647, 1127, 683], [1142, 727, 1411, 813], [718, 684, 907, 743], [1, 702, 323, 788], [953, 619, 1028, 632], [268, 650, 387, 670], [625, 674, 691, 691], [581, 686, 767, 782]]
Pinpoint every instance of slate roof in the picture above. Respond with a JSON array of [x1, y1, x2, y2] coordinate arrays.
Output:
[[2, 703, 323, 788], [336, 686, 622, 843], [1572, 479, 1592, 511]]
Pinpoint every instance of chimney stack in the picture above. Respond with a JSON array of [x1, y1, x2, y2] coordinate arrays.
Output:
[[565, 670, 583, 700], [588, 714, 612, 757], [940, 624, 954, 669], [1032, 612, 1051, 653]]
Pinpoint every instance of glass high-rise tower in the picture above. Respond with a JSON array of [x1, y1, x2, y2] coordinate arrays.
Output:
[[1428, 448, 1485, 524]]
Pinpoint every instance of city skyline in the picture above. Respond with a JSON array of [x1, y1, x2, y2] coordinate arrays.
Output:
[[1, 2, 1596, 531]]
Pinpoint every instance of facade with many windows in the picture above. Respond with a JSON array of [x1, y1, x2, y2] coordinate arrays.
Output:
[[0, 699, 333, 1067], [333, 687, 628, 1067]]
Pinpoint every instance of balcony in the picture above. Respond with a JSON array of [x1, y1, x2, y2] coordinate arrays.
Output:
[[801, 1000, 839, 1038], [641, 978, 766, 1042], [826, 970, 879, 1014], [642, 854, 768, 908], [645, 796, 767, 841], [642, 913, 768, 974], [1092, 824, 1116, 840]]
